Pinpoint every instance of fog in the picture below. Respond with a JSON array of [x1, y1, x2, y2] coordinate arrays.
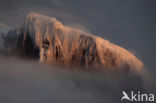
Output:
[[0, 56, 155, 103]]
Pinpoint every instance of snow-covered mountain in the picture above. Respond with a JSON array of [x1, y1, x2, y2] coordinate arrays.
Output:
[[2, 13, 143, 71]]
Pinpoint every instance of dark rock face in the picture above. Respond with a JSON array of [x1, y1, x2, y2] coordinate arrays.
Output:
[[18, 31, 40, 59], [2, 13, 143, 71]]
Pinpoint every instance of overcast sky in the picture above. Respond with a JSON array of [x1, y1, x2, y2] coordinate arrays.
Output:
[[0, 0, 156, 74]]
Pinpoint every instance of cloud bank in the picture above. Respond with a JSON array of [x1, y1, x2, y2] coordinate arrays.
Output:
[[0, 56, 155, 103]]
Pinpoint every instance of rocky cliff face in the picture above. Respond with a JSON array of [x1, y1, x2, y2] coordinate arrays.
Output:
[[4, 13, 143, 70]]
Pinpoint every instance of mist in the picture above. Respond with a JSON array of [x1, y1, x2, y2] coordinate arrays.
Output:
[[0, 56, 155, 103]]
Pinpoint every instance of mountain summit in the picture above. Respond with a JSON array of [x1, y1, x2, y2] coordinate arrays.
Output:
[[6, 13, 143, 70]]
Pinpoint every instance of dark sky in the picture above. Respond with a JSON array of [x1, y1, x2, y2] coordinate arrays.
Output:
[[0, 0, 156, 74]]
